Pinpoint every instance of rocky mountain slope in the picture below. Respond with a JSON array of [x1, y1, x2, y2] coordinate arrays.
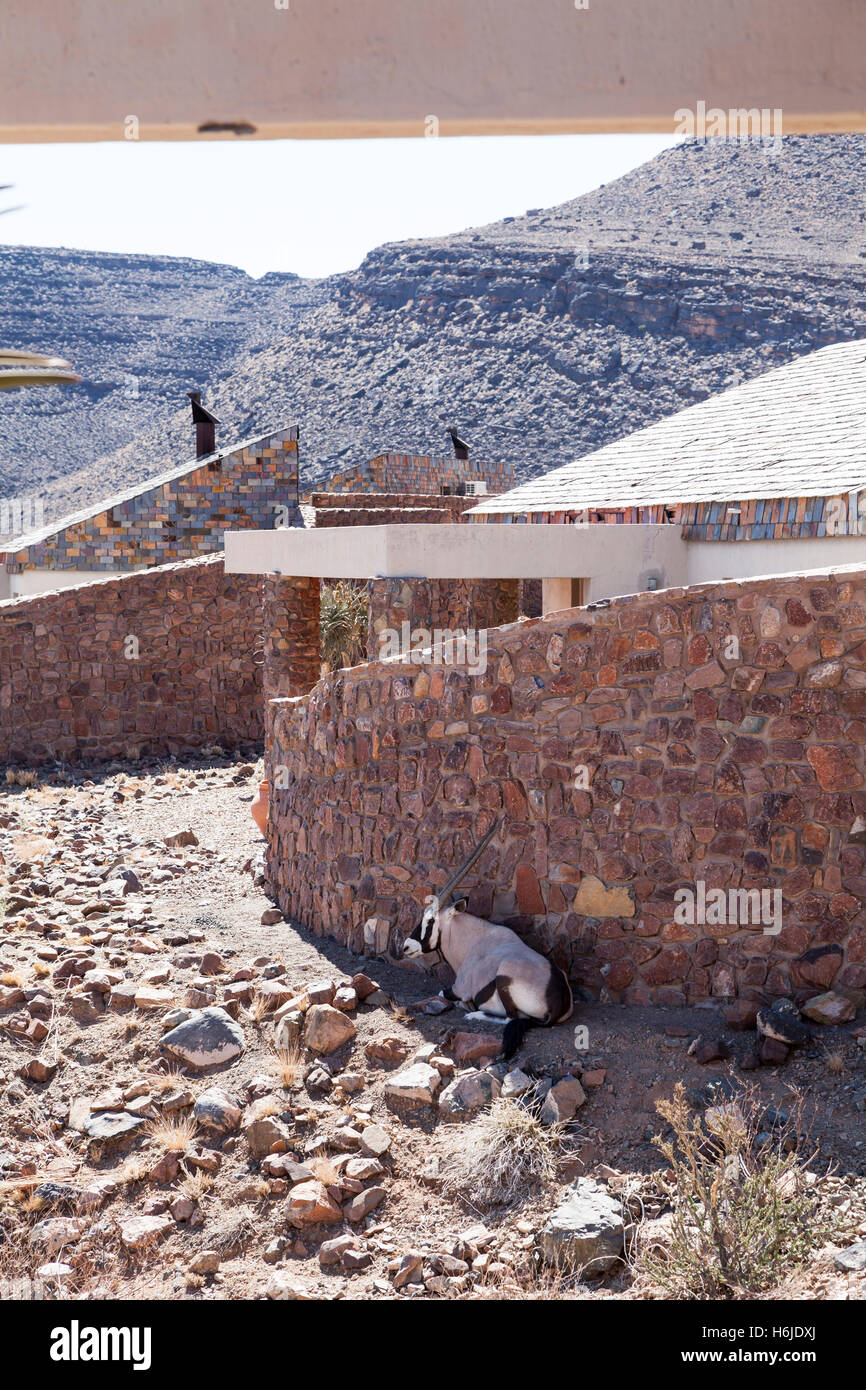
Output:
[[0, 248, 325, 527], [2, 135, 865, 527]]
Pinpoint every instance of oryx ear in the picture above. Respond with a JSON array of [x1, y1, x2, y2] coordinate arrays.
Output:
[[453, 897, 468, 913]]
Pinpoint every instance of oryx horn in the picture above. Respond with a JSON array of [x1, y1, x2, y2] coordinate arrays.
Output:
[[436, 817, 500, 905]]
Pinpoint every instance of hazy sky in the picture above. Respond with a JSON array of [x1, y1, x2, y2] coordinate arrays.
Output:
[[0, 134, 678, 279]]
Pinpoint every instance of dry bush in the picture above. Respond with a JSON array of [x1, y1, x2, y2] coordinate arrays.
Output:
[[635, 1082, 832, 1299], [5, 769, 38, 788], [0, 971, 24, 987], [442, 1092, 566, 1211], [145, 1112, 198, 1154]]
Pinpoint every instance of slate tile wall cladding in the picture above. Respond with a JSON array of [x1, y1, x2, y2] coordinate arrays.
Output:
[[319, 453, 513, 497], [266, 564, 866, 1005], [2, 429, 299, 573], [0, 555, 264, 765]]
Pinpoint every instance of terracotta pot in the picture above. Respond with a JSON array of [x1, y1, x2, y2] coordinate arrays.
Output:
[[251, 779, 269, 835]]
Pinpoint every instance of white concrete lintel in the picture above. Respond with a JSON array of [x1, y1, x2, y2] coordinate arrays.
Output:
[[223, 522, 686, 585]]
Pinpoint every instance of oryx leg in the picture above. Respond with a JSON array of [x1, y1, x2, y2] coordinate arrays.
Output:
[[438, 987, 459, 1002], [457, 976, 510, 1024]]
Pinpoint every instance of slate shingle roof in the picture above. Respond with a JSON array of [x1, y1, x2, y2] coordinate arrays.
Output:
[[469, 340, 866, 516]]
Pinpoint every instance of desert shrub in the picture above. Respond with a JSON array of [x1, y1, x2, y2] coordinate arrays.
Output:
[[637, 1082, 830, 1298]]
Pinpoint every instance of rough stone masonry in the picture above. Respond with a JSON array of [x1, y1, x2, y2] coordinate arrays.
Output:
[[266, 562, 866, 1005]]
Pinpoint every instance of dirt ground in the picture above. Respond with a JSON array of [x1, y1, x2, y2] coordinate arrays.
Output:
[[1, 751, 865, 1301]]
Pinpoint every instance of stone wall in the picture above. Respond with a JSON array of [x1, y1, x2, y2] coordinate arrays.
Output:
[[366, 578, 520, 661], [0, 427, 300, 574], [0, 555, 264, 765], [267, 562, 866, 1005]]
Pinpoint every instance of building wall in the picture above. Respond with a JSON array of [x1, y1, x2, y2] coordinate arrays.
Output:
[[319, 452, 513, 497], [0, 554, 264, 766], [1, 428, 300, 575], [267, 562, 866, 1006]]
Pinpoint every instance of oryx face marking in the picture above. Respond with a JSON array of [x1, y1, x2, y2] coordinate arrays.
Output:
[[401, 899, 442, 959]]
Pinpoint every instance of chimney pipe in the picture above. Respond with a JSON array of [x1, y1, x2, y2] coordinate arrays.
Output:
[[187, 390, 220, 459], [447, 427, 470, 462]]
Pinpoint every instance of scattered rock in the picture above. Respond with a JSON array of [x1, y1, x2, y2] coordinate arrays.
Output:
[[267, 1272, 311, 1299], [759, 1037, 790, 1066], [384, 1063, 441, 1107], [160, 1006, 245, 1071], [694, 1039, 730, 1064], [452, 1032, 503, 1065], [84, 1111, 148, 1144], [193, 1087, 242, 1134], [119, 1214, 173, 1250], [188, 1249, 221, 1275], [360, 1124, 391, 1157], [501, 1067, 533, 1098], [164, 829, 198, 848], [801, 991, 856, 1024], [540, 1076, 586, 1125], [538, 1178, 626, 1275], [285, 1180, 342, 1226], [833, 1239, 866, 1272], [439, 1069, 501, 1119], [344, 1185, 387, 1222], [30, 1217, 83, 1256], [364, 1036, 408, 1064], [303, 1004, 356, 1055]]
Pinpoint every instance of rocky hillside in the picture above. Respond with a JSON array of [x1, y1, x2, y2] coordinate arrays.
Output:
[[2, 135, 866, 526], [0, 248, 325, 528]]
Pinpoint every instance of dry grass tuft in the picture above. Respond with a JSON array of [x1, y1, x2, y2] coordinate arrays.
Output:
[[823, 1047, 846, 1077], [117, 1154, 153, 1186], [273, 1042, 304, 1089], [0, 971, 24, 988], [145, 1112, 199, 1154], [250, 991, 277, 1023], [179, 1168, 213, 1202], [634, 1082, 833, 1299], [310, 1155, 341, 1185], [442, 1092, 566, 1211]]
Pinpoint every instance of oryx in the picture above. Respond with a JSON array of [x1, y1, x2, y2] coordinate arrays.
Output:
[[400, 820, 573, 1059]]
